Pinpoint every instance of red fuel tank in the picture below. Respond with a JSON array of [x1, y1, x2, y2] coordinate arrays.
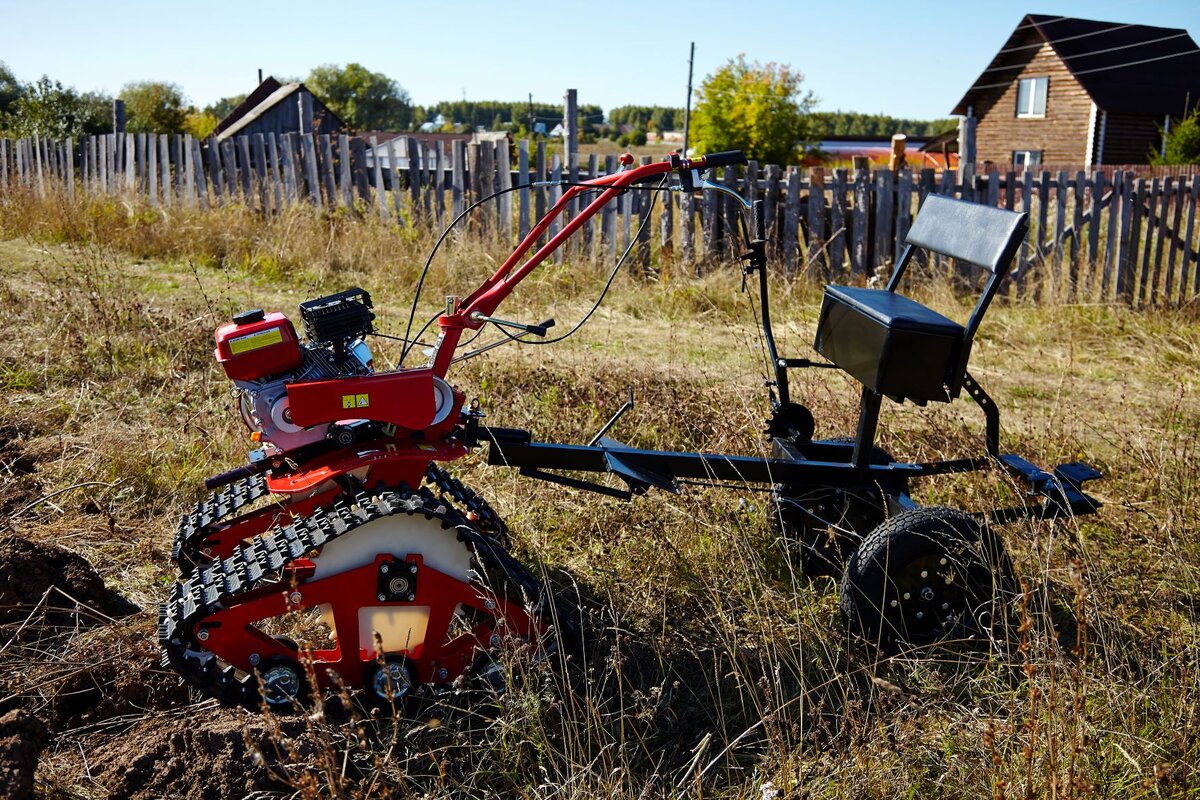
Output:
[[214, 309, 303, 381]]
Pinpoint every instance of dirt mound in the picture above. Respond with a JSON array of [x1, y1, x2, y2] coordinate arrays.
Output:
[[0, 710, 48, 800], [0, 536, 136, 625], [50, 618, 191, 727], [92, 710, 307, 800], [0, 424, 41, 518]]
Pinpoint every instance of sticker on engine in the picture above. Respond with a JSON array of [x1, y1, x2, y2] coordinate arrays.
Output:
[[342, 394, 370, 409], [228, 327, 284, 354]]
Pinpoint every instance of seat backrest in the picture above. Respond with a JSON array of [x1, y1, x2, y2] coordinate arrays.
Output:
[[904, 194, 1027, 275], [883, 195, 1029, 400]]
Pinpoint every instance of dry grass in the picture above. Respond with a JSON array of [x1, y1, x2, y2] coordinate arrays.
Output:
[[0, 187, 1198, 798]]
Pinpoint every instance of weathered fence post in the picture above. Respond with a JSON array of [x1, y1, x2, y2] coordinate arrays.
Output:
[[451, 140, 466, 219], [369, 136, 387, 218], [782, 166, 800, 274]]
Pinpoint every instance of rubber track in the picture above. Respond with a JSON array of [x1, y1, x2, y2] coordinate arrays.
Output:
[[425, 464, 508, 539], [158, 485, 565, 709], [173, 466, 506, 569], [171, 474, 270, 565]]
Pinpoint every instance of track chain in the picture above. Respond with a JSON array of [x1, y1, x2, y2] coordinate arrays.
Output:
[[171, 473, 270, 564], [424, 464, 508, 540], [158, 484, 570, 709]]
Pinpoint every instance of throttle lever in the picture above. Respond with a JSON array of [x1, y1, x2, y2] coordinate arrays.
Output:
[[471, 312, 556, 337]]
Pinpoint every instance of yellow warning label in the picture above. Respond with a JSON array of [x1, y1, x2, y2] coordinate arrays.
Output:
[[228, 327, 284, 355], [342, 393, 370, 409]]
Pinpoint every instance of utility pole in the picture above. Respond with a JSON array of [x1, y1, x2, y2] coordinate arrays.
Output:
[[683, 42, 695, 156], [564, 88, 578, 159]]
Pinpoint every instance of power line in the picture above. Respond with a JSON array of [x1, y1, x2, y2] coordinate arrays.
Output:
[[996, 22, 1135, 54], [966, 47, 1200, 92], [1011, 15, 1069, 32], [980, 31, 1191, 73]]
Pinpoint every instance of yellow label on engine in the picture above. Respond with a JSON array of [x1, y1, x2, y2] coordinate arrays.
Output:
[[228, 327, 284, 355], [342, 394, 370, 409]]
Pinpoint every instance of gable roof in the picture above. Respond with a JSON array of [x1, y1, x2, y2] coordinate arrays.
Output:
[[212, 76, 346, 141], [953, 14, 1200, 117], [211, 77, 283, 138]]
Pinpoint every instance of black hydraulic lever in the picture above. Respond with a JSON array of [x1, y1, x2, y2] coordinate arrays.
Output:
[[471, 312, 556, 337]]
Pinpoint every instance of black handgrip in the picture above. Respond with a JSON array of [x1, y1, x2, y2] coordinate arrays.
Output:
[[204, 462, 262, 491], [528, 318, 556, 337], [702, 150, 747, 169]]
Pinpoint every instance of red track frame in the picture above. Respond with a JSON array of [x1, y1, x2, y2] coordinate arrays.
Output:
[[202, 553, 545, 690]]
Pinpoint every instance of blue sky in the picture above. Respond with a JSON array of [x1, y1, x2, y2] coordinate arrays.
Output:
[[3, 0, 1198, 120]]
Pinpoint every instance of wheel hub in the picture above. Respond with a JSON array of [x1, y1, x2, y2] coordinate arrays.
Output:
[[261, 665, 302, 707]]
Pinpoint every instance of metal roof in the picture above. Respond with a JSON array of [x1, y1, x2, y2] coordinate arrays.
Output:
[[953, 14, 1200, 117], [213, 77, 345, 141]]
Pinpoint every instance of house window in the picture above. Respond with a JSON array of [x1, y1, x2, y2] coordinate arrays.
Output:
[[1016, 77, 1048, 118], [1013, 150, 1042, 167]]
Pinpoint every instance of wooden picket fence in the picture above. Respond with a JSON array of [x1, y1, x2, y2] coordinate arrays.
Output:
[[2, 132, 1199, 307]]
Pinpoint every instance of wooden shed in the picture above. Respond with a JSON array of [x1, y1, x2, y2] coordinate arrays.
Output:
[[953, 14, 1200, 167], [213, 77, 346, 142]]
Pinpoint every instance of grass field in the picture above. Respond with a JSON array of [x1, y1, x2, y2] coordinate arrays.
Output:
[[0, 190, 1198, 798]]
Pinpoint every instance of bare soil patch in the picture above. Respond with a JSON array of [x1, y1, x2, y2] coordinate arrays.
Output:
[[0, 709, 48, 800], [90, 711, 302, 800]]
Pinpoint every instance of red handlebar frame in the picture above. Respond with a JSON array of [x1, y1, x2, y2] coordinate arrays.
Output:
[[430, 155, 701, 377]]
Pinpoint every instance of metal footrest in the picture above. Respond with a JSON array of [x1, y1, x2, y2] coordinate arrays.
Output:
[[999, 454, 1102, 516]]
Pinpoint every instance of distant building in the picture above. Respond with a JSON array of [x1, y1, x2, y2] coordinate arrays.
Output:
[[213, 76, 347, 142], [362, 131, 509, 170], [953, 14, 1200, 166]]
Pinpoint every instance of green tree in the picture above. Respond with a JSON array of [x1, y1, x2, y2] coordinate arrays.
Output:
[[1154, 110, 1200, 165], [689, 55, 815, 165], [184, 110, 219, 139], [121, 81, 188, 133], [305, 63, 413, 131], [204, 93, 247, 121], [6, 77, 93, 138], [76, 91, 114, 135], [0, 61, 21, 117]]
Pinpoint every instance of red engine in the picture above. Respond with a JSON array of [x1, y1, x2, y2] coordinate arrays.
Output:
[[214, 309, 302, 381]]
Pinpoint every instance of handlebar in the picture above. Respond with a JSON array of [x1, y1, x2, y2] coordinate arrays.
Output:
[[428, 148, 754, 377], [696, 150, 748, 169]]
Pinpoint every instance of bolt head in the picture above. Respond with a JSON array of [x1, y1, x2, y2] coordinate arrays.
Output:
[[915, 611, 924, 620], [409, 564, 418, 574], [484, 599, 495, 611], [921, 587, 935, 601], [289, 591, 302, 605], [378, 593, 387, 602], [197, 628, 210, 641], [407, 593, 415, 602], [437, 668, 449, 680], [489, 634, 501, 647], [889, 599, 899, 608], [380, 564, 389, 574], [939, 557, 948, 566], [942, 602, 950, 610], [902, 592, 911, 601], [920, 570, 928, 579], [249, 653, 260, 666]]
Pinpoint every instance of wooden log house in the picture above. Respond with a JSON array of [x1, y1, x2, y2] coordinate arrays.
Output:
[[953, 14, 1200, 168]]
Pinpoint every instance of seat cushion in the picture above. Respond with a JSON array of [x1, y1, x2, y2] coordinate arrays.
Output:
[[814, 285, 966, 403], [822, 285, 963, 337]]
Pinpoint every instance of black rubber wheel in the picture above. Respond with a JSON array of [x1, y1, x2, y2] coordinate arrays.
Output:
[[839, 507, 1017, 654], [363, 654, 416, 713], [773, 440, 899, 579], [255, 655, 311, 711], [774, 485, 891, 578]]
